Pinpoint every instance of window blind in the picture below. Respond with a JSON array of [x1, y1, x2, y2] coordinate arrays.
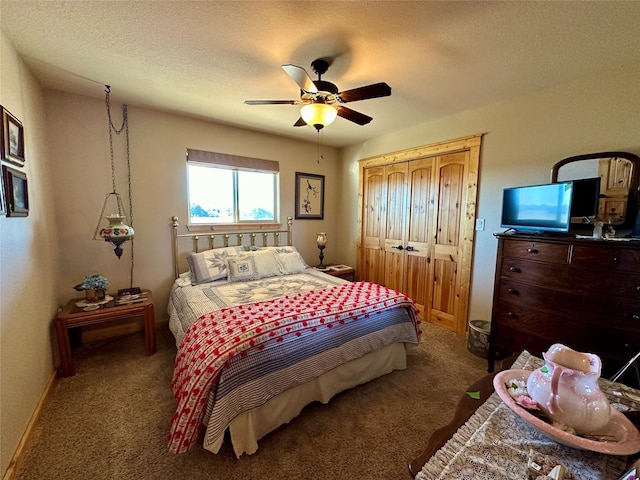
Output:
[[186, 148, 279, 172]]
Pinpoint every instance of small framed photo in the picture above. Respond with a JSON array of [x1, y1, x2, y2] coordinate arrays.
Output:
[[2, 165, 29, 217], [1, 107, 25, 167], [295, 172, 325, 220], [0, 169, 4, 216]]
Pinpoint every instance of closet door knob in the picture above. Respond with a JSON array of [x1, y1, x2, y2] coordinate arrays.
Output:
[[405, 245, 414, 252], [391, 245, 404, 250]]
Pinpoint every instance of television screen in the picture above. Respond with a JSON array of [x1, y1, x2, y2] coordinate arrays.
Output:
[[569, 177, 601, 218], [501, 182, 574, 233]]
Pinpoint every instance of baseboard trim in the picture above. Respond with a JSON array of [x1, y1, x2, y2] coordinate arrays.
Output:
[[2, 369, 57, 480]]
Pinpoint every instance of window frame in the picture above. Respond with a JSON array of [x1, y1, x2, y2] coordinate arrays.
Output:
[[186, 149, 280, 231]]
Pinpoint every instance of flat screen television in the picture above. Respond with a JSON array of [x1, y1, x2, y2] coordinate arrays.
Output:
[[501, 182, 574, 233], [569, 177, 601, 218]]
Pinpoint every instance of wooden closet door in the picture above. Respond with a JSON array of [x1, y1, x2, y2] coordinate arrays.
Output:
[[428, 152, 468, 331], [404, 159, 434, 316], [382, 163, 409, 292], [361, 166, 387, 285], [358, 135, 482, 335]]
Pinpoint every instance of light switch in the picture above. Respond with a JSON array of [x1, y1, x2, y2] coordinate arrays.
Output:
[[475, 218, 485, 231]]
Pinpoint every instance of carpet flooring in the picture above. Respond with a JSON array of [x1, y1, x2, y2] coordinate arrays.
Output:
[[15, 321, 488, 480]]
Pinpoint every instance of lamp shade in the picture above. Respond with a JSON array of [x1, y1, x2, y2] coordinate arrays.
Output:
[[316, 232, 327, 246], [99, 214, 134, 258], [300, 104, 337, 130]]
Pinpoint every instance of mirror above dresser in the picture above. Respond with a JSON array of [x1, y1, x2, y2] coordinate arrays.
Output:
[[550, 151, 640, 233]]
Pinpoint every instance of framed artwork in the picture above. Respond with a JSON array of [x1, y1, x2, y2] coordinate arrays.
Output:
[[1, 107, 25, 167], [0, 168, 4, 216], [295, 172, 324, 219], [2, 165, 29, 217]]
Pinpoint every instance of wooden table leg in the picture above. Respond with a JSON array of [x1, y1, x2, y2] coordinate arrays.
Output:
[[144, 302, 157, 355], [55, 316, 75, 377]]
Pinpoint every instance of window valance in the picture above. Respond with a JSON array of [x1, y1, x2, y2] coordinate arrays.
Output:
[[186, 149, 279, 173]]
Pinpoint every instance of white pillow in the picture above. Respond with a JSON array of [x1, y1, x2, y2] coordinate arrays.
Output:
[[187, 247, 239, 285], [226, 255, 259, 282], [246, 249, 282, 278], [276, 251, 307, 274]]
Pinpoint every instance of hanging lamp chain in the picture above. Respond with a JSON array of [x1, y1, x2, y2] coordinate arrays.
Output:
[[93, 85, 135, 286]]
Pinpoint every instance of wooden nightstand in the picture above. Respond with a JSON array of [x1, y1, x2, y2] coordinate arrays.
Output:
[[317, 264, 356, 281], [54, 289, 156, 377]]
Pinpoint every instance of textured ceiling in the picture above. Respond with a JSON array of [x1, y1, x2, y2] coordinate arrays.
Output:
[[2, 1, 640, 147]]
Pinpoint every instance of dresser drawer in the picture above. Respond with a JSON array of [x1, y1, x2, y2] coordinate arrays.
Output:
[[497, 279, 640, 331], [571, 244, 640, 273], [490, 323, 549, 359], [500, 259, 640, 299], [502, 239, 569, 264], [491, 319, 639, 379], [493, 301, 640, 355]]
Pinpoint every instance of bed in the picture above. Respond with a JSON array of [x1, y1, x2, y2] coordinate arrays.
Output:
[[167, 216, 422, 456]]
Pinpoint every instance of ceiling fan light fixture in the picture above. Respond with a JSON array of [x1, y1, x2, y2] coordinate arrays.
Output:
[[300, 103, 337, 131]]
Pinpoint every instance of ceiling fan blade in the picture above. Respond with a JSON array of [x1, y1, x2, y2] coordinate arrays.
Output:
[[293, 117, 307, 127], [336, 106, 373, 125], [244, 100, 298, 105], [282, 64, 318, 94], [337, 82, 391, 103]]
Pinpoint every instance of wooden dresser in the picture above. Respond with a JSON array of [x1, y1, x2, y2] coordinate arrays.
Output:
[[488, 233, 640, 381]]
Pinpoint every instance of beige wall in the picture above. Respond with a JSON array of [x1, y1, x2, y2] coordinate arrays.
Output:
[[44, 91, 339, 314], [338, 61, 640, 326], [0, 31, 60, 474]]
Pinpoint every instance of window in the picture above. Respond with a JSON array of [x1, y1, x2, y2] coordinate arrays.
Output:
[[186, 149, 279, 225]]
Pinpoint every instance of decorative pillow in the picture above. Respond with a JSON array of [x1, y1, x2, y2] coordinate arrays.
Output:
[[246, 249, 282, 278], [276, 251, 307, 274], [226, 255, 259, 282], [187, 247, 239, 285]]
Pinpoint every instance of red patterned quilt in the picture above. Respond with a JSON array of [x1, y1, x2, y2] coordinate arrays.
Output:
[[167, 281, 420, 454]]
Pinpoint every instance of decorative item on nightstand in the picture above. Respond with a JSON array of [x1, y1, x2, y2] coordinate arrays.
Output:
[[73, 274, 110, 302], [316, 232, 327, 267]]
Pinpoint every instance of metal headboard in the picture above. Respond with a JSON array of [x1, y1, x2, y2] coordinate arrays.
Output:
[[171, 216, 293, 279]]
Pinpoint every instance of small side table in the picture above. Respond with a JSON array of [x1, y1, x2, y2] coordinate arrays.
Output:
[[318, 265, 356, 281], [55, 289, 156, 377]]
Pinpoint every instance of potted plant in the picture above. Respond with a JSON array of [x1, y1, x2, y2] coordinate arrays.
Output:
[[74, 274, 110, 302]]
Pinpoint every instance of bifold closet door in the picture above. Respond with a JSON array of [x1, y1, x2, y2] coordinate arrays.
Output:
[[403, 159, 434, 319], [361, 163, 409, 292], [358, 134, 481, 334], [427, 152, 468, 332]]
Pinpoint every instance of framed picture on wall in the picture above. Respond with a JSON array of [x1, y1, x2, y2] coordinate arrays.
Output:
[[2, 165, 29, 217], [0, 167, 5, 216], [295, 172, 325, 219], [1, 107, 25, 167]]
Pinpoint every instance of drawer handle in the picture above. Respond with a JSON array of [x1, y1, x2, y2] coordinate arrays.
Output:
[[527, 248, 538, 254], [612, 256, 618, 262], [633, 314, 640, 321], [507, 288, 518, 295], [507, 312, 517, 318], [508, 265, 520, 273]]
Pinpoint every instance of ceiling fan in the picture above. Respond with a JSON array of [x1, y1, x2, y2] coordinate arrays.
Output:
[[245, 58, 391, 131]]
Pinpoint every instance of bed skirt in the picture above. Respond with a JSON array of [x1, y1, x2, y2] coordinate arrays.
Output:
[[205, 341, 408, 457]]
